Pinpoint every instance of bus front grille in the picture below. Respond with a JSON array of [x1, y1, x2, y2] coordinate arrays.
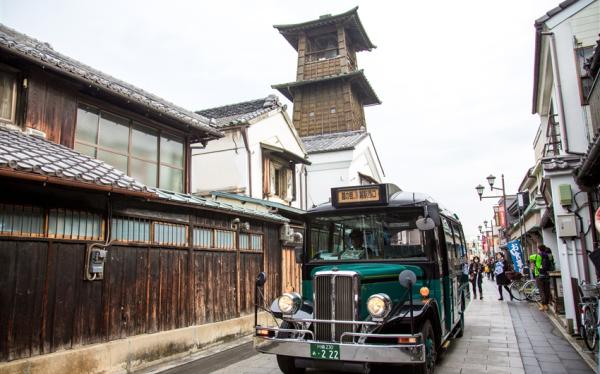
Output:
[[314, 272, 359, 342]]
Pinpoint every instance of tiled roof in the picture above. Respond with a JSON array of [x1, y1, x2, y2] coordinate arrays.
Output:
[[0, 125, 288, 223], [196, 95, 283, 128], [0, 23, 222, 139], [534, 0, 579, 25], [152, 189, 289, 223], [302, 130, 368, 154], [274, 7, 376, 52], [0, 125, 148, 193], [273, 70, 381, 106]]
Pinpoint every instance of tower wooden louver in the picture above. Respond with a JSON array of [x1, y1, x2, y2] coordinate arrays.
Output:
[[272, 7, 381, 137]]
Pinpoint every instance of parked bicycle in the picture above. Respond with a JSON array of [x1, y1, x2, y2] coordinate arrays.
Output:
[[508, 273, 540, 302], [578, 281, 600, 352]]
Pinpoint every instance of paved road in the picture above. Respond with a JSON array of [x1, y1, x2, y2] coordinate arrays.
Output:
[[164, 279, 595, 374]]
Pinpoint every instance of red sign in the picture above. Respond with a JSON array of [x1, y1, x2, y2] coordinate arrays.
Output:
[[498, 204, 507, 228]]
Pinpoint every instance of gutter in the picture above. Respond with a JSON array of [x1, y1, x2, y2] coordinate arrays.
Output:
[[0, 168, 155, 198], [241, 126, 253, 197]]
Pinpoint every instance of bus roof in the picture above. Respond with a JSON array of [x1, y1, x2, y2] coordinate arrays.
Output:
[[310, 187, 459, 221]]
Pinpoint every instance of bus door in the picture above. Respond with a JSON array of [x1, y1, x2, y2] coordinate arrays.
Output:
[[441, 217, 457, 331], [433, 228, 448, 335], [450, 221, 469, 322]]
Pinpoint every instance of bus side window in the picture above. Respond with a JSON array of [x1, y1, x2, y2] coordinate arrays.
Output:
[[451, 221, 468, 275], [441, 218, 456, 274]]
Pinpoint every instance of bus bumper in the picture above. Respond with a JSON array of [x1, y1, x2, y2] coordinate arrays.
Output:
[[254, 327, 425, 364]]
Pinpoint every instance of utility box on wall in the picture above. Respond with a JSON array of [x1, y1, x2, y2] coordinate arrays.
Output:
[[558, 184, 573, 206], [557, 214, 577, 238]]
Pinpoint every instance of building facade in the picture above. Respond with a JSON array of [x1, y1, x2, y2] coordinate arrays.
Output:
[[191, 95, 310, 209], [530, 0, 599, 327], [0, 23, 288, 372]]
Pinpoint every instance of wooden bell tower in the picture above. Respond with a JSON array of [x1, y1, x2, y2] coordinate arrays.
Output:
[[273, 7, 380, 137]]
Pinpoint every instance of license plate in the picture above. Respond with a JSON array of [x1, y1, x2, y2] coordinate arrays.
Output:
[[310, 343, 340, 360]]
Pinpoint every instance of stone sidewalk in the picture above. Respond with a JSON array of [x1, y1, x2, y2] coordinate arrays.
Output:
[[435, 278, 524, 374], [509, 300, 594, 374]]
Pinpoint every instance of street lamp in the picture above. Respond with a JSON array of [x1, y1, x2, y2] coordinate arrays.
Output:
[[479, 219, 496, 253], [474, 174, 516, 240]]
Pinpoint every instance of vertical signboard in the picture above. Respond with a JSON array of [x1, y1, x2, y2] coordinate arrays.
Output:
[[507, 240, 524, 273]]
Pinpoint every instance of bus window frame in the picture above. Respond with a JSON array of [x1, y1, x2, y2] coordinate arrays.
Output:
[[304, 206, 438, 264]]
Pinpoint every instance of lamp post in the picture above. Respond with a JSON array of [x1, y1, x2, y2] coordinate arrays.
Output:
[[475, 174, 516, 242], [479, 220, 496, 253]]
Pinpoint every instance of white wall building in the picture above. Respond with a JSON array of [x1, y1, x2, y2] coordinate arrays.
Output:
[[302, 130, 385, 207], [191, 95, 310, 209], [532, 0, 599, 327]]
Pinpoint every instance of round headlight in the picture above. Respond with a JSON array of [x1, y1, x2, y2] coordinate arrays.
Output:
[[367, 293, 392, 319], [277, 292, 302, 315]]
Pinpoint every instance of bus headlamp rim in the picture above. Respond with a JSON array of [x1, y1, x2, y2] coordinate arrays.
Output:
[[277, 292, 302, 315], [367, 293, 392, 319]]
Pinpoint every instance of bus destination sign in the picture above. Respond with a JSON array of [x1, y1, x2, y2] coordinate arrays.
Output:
[[331, 184, 390, 208]]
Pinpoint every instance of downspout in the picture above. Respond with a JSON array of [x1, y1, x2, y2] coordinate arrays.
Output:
[[541, 32, 584, 156], [241, 126, 252, 197]]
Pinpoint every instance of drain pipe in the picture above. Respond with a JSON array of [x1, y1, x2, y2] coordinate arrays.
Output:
[[541, 32, 584, 156], [241, 126, 252, 197]]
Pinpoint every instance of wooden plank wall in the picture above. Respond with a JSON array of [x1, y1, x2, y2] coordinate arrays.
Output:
[[24, 70, 78, 147], [0, 222, 280, 362], [281, 247, 302, 294]]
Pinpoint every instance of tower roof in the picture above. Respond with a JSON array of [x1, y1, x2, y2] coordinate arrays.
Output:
[[272, 70, 381, 106], [273, 7, 376, 52]]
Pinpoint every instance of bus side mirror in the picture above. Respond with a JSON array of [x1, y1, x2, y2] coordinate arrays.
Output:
[[416, 217, 435, 231]]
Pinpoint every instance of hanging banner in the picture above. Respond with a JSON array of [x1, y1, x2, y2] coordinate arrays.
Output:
[[507, 239, 524, 273]]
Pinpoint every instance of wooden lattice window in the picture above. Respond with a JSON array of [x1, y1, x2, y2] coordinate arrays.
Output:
[[193, 227, 213, 248], [215, 229, 235, 250], [250, 234, 263, 252], [111, 216, 151, 243], [239, 233, 250, 250], [153, 222, 187, 247], [47, 209, 103, 240], [0, 204, 44, 237]]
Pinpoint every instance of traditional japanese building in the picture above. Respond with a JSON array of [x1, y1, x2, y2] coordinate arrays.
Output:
[[272, 7, 386, 206]]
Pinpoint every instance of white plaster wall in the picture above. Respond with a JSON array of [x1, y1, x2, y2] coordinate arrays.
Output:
[[191, 130, 248, 194], [305, 136, 386, 207], [549, 1, 599, 151], [548, 174, 596, 323], [306, 150, 353, 207], [247, 111, 306, 209]]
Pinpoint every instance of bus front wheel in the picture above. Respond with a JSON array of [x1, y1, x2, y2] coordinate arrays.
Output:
[[417, 320, 437, 374]]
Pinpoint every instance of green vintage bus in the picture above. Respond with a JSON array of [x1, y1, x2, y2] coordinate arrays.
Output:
[[254, 184, 470, 373]]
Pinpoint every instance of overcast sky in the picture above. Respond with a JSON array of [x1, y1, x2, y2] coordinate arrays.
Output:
[[0, 0, 561, 240]]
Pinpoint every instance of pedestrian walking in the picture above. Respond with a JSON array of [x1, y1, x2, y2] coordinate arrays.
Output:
[[536, 245, 554, 311], [488, 258, 495, 281], [494, 252, 514, 301], [469, 256, 484, 300], [484, 262, 491, 280]]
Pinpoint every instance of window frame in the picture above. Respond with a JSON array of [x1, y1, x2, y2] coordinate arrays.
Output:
[[73, 102, 185, 192], [574, 46, 595, 105], [0, 65, 19, 125], [263, 155, 296, 202]]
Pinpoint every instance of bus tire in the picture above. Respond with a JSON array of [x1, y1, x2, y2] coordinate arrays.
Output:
[[276, 355, 305, 374], [416, 320, 436, 374]]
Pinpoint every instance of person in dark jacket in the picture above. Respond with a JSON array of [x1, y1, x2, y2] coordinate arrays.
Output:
[[537, 245, 553, 311], [494, 252, 514, 301], [469, 256, 484, 300]]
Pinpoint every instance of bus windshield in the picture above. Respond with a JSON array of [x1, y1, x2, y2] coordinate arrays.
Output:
[[308, 212, 433, 262]]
